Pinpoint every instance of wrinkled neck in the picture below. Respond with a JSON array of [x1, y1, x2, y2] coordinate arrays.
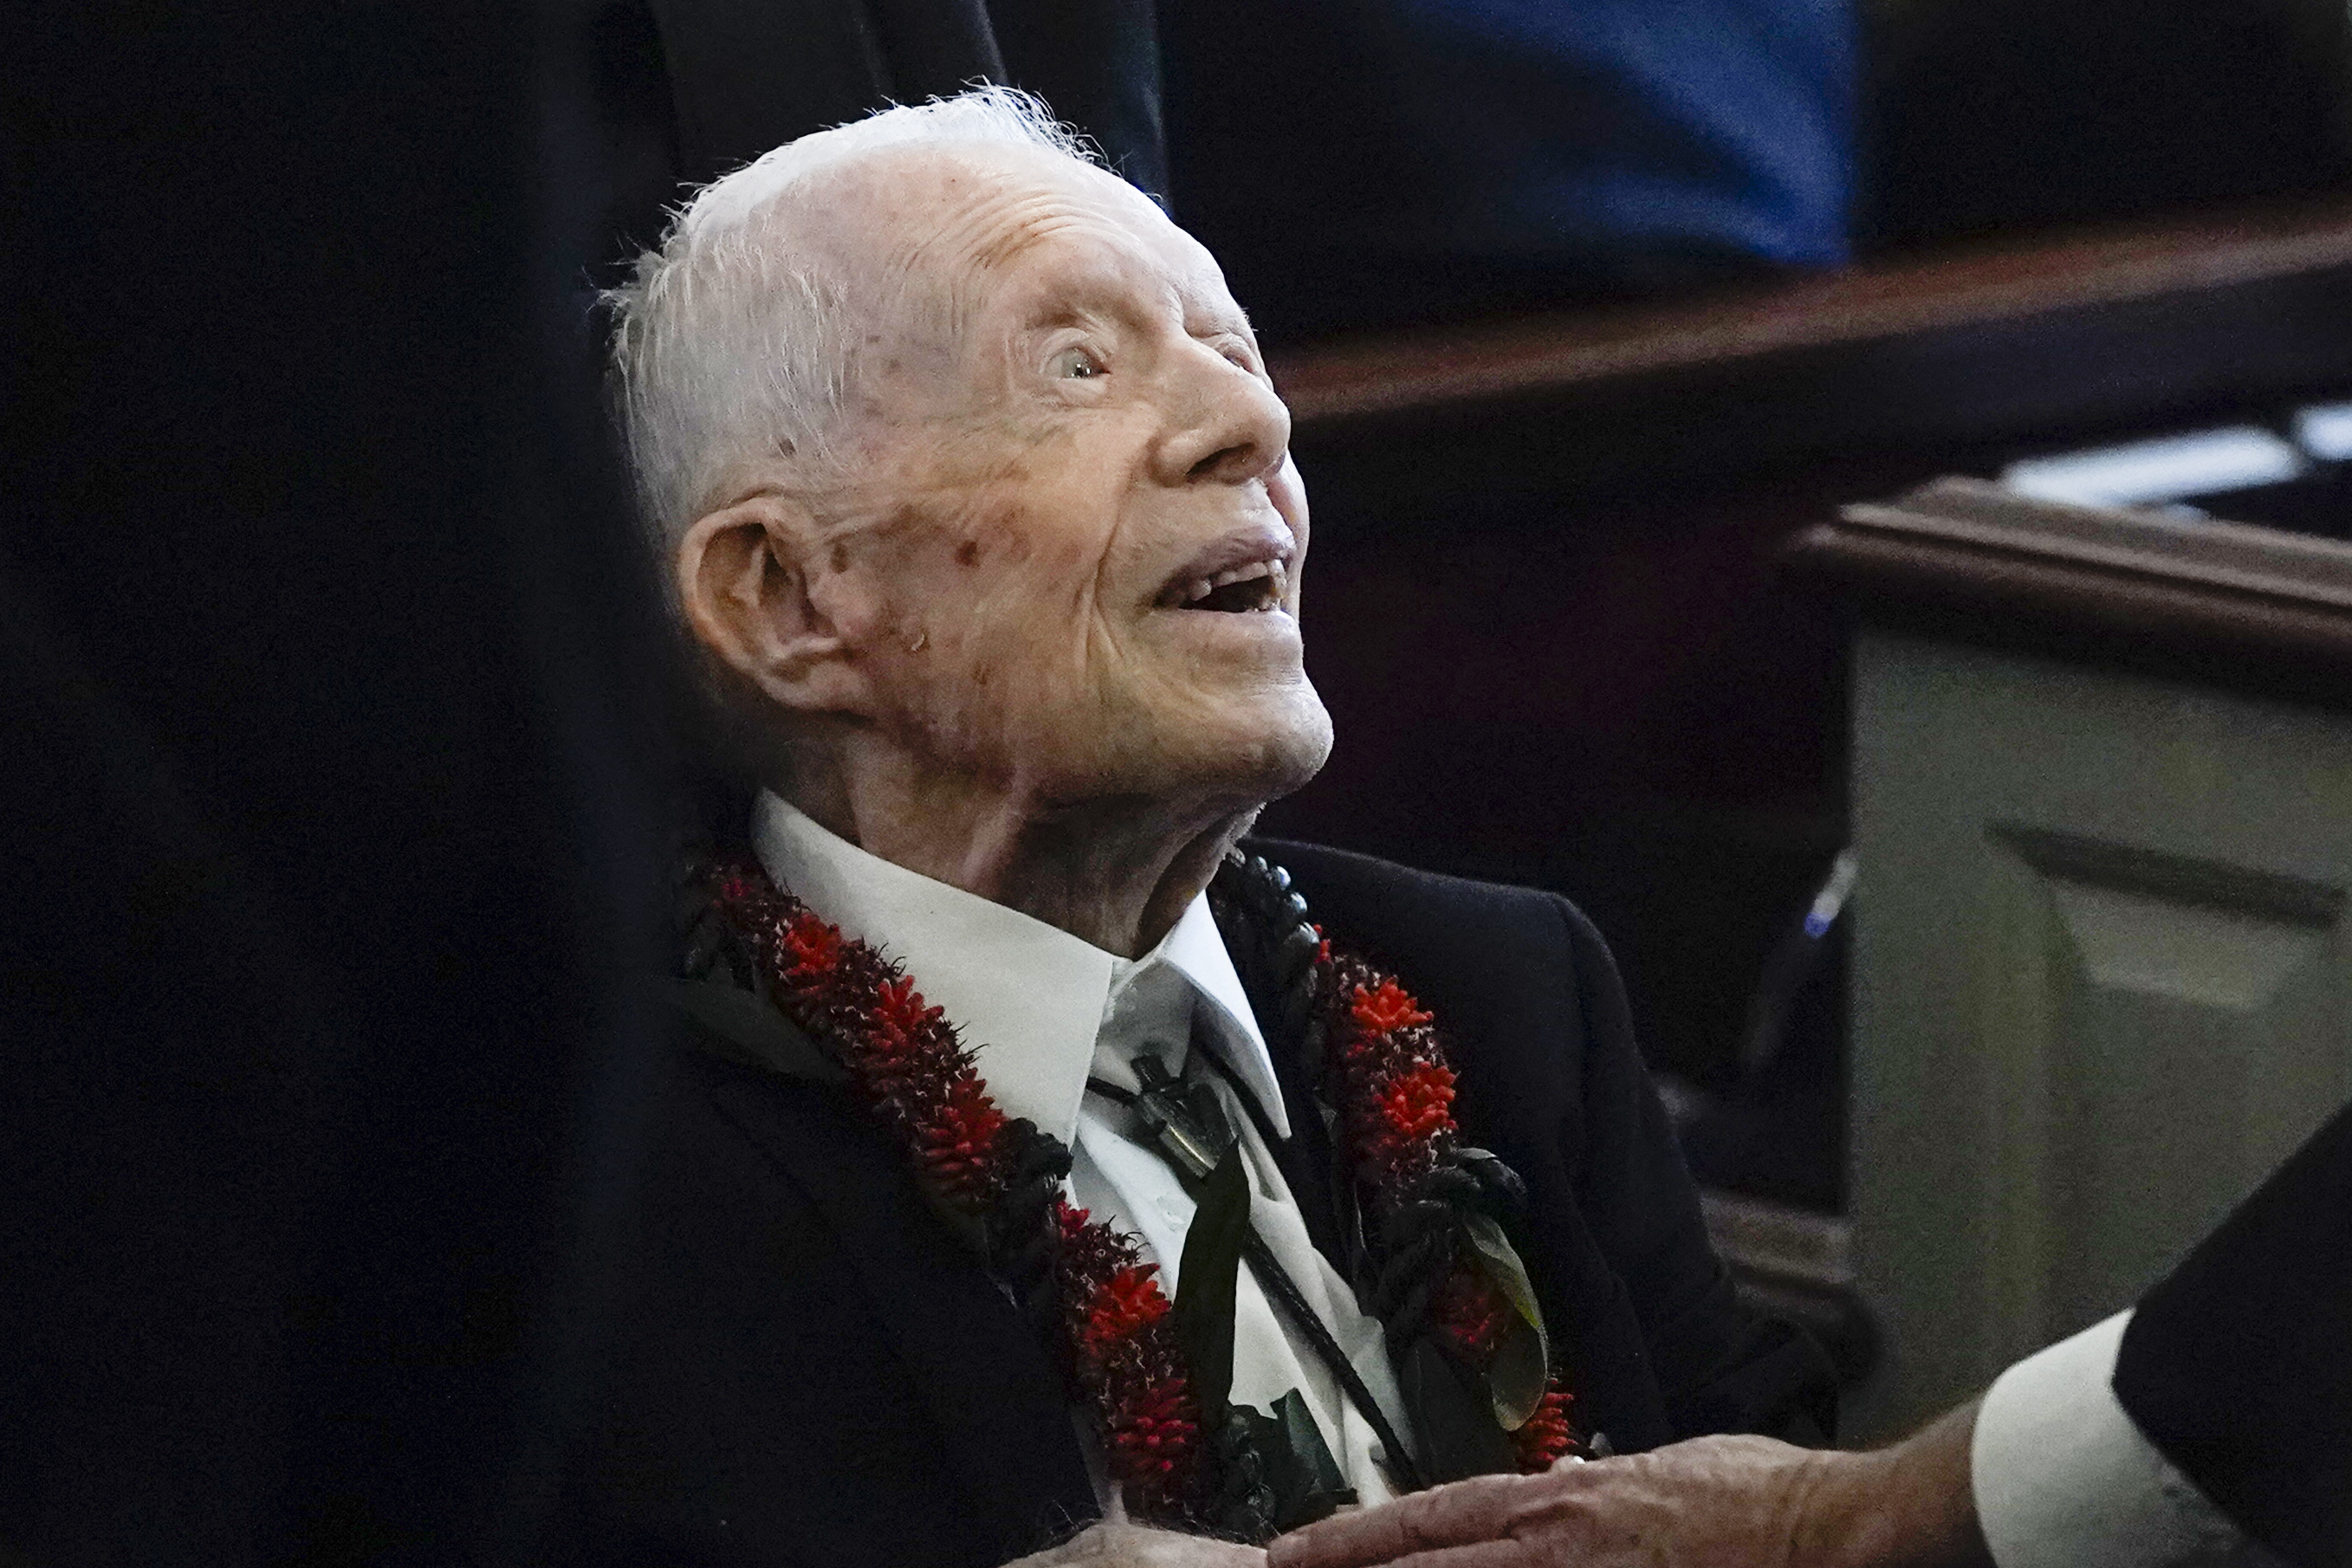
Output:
[[775, 747, 1256, 958]]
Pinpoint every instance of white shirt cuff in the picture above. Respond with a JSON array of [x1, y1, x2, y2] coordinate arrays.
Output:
[[1970, 1309, 2280, 1568]]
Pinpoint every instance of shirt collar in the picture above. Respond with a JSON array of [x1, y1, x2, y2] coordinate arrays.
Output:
[[1146, 894, 1290, 1137], [752, 791, 1288, 1146]]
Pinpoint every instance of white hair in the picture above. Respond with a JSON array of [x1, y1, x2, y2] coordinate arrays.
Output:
[[605, 87, 1099, 570]]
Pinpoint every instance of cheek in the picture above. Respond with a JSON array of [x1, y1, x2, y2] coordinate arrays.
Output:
[[937, 503, 1040, 579], [856, 468, 1135, 740], [860, 503, 1068, 723], [944, 496, 1112, 651]]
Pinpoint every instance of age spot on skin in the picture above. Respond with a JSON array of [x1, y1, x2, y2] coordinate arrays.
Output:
[[884, 500, 939, 541], [956, 540, 982, 567], [982, 506, 1034, 562]]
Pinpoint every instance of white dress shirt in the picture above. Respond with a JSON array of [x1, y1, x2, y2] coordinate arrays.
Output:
[[1972, 1310, 2281, 1568], [752, 792, 1409, 1512]]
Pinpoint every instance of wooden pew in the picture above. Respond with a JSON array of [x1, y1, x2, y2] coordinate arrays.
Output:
[[1789, 479, 2352, 1438]]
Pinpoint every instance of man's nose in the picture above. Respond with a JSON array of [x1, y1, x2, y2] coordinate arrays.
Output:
[[1152, 347, 1292, 488]]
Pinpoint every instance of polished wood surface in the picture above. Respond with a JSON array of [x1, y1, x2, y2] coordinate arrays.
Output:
[[1272, 201, 2352, 429], [1268, 201, 2352, 522], [1786, 478, 2352, 710]]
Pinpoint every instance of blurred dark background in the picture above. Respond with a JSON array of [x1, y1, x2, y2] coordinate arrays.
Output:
[[10, 0, 2352, 1558]]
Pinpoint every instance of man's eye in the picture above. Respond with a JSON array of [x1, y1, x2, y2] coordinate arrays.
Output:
[[1050, 346, 1104, 380]]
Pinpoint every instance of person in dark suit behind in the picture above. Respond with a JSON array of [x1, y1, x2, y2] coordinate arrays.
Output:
[[563, 86, 1833, 1565], [1273, 1096, 2352, 1568]]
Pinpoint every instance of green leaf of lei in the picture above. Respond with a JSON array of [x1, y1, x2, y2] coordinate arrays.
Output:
[[1170, 1143, 1252, 1422], [1238, 1389, 1356, 1531], [1458, 1212, 1550, 1429]]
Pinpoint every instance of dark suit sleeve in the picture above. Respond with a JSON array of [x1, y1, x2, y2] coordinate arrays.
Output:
[[1549, 893, 1840, 1446], [2113, 1099, 2352, 1568]]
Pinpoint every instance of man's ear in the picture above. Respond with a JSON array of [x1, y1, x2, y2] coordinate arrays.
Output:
[[676, 496, 869, 718]]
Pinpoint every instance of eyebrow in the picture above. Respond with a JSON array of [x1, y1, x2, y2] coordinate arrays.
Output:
[[989, 217, 1249, 338], [1190, 302, 1254, 339], [1014, 264, 1180, 334]]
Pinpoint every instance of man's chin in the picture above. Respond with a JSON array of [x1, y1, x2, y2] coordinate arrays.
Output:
[[1259, 704, 1335, 803], [1182, 693, 1333, 809], [1038, 681, 1332, 818]]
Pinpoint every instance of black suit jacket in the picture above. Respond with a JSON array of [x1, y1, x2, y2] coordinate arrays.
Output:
[[554, 840, 1835, 1566], [2115, 1098, 2352, 1568]]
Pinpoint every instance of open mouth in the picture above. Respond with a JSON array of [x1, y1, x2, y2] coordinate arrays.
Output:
[[1160, 556, 1289, 613]]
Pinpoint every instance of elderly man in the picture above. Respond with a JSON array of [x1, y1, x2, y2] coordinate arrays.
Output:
[[575, 87, 1831, 1566]]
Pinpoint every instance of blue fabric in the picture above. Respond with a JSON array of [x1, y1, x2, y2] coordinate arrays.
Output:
[[1163, 0, 1856, 334], [1382, 0, 1853, 264]]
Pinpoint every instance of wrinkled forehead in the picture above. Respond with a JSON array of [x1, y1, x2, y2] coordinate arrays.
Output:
[[804, 142, 1246, 344]]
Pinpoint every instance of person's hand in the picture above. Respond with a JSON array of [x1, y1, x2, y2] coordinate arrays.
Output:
[[1268, 1408, 1989, 1568], [1008, 1520, 1267, 1566], [1266, 1437, 1826, 1568]]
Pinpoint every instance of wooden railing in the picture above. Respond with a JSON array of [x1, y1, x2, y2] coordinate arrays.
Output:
[[1267, 199, 2352, 505]]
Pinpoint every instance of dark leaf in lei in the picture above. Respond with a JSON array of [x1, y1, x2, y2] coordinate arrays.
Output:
[[1457, 1212, 1551, 1428], [1398, 1334, 1518, 1482], [1264, 1389, 1352, 1526], [1207, 1389, 1356, 1539], [1170, 1144, 1254, 1422]]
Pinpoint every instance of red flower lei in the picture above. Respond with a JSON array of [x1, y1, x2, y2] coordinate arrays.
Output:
[[1317, 943, 1579, 1474], [707, 859, 1575, 1526]]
